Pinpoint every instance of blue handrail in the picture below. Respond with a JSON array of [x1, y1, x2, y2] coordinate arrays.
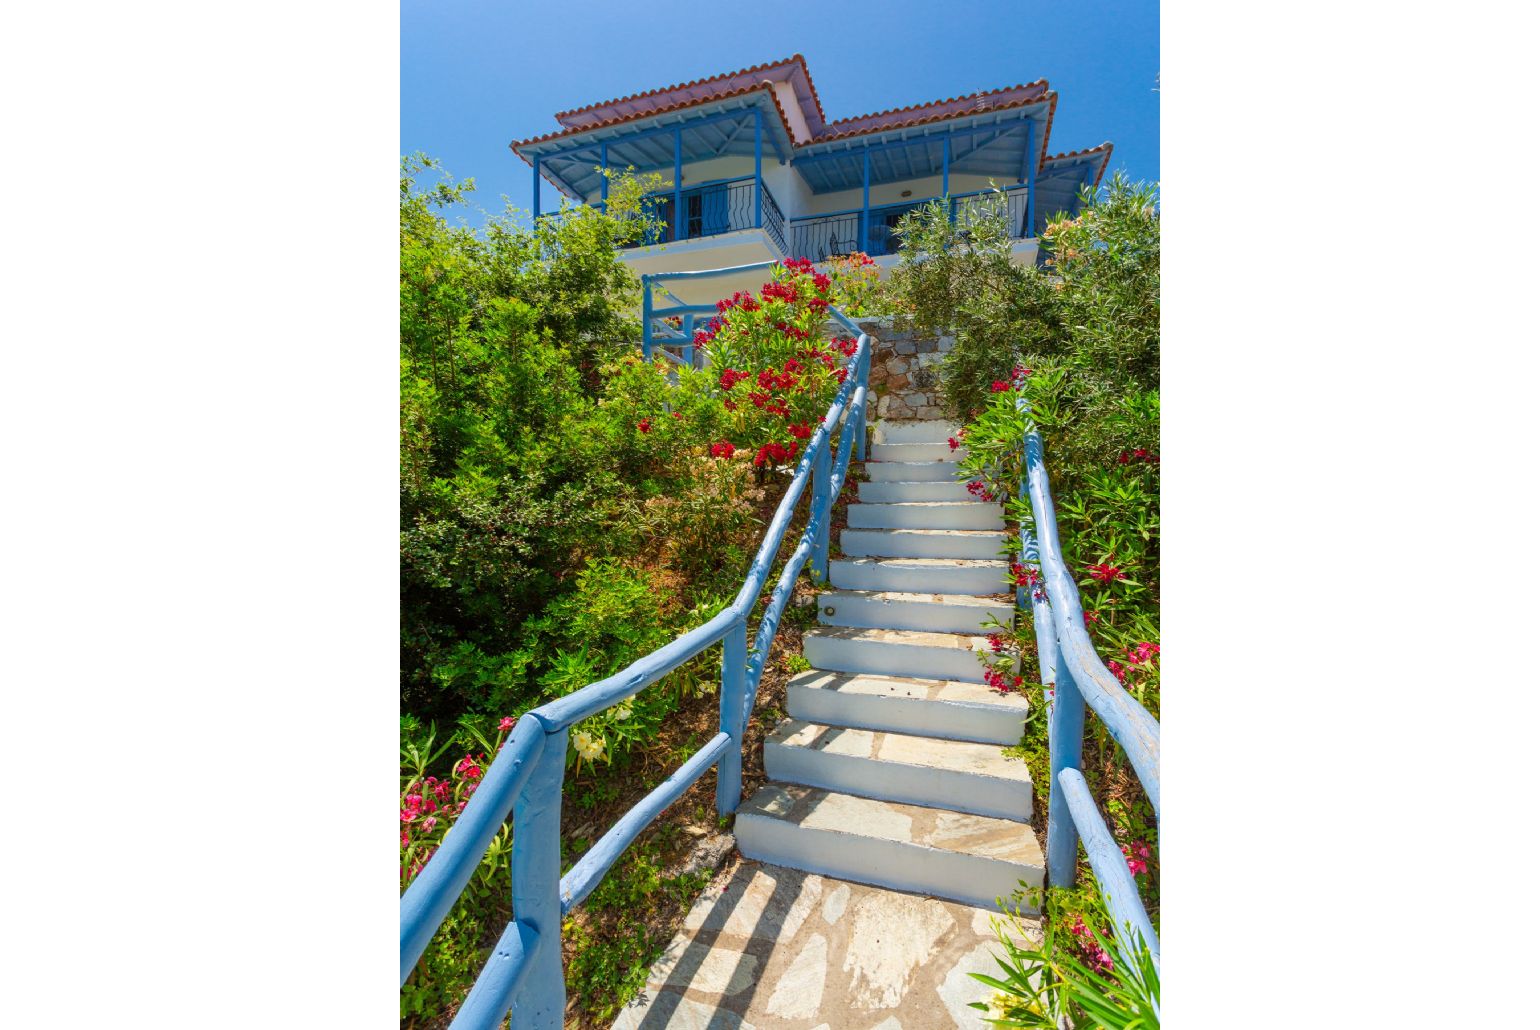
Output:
[[1020, 420, 1161, 967], [399, 259, 872, 1028]]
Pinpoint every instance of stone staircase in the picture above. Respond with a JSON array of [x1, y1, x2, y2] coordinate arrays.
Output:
[[612, 420, 1045, 1027], [737, 419, 1044, 911]]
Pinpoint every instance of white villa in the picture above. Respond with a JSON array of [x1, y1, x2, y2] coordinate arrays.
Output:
[[510, 55, 1111, 303]]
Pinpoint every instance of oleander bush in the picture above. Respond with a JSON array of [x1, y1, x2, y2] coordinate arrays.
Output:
[[400, 155, 867, 1026]]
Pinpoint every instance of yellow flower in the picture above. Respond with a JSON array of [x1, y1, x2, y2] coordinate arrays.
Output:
[[573, 730, 605, 762]]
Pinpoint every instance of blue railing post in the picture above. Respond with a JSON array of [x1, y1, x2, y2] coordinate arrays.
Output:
[[854, 343, 868, 461], [641, 277, 654, 362], [809, 432, 833, 582], [716, 620, 747, 817], [683, 314, 695, 369], [532, 155, 541, 221], [508, 728, 568, 1027], [1046, 645, 1085, 888]]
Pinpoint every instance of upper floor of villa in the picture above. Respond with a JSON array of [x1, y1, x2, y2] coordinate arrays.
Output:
[[510, 55, 1112, 302]]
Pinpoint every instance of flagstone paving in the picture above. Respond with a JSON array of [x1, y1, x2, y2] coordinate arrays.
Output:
[[611, 858, 1040, 1029]]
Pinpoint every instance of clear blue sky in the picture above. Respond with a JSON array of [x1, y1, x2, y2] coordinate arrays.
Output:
[[402, 0, 1158, 227]]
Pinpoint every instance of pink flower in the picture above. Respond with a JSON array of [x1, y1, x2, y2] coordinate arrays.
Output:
[[1106, 659, 1127, 684], [1123, 841, 1151, 876], [498, 716, 516, 732], [948, 436, 960, 451], [455, 755, 482, 780], [421, 816, 438, 834]]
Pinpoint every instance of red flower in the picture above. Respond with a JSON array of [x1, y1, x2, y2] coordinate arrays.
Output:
[[1086, 563, 1126, 584], [636, 418, 652, 434], [497, 716, 515, 732], [990, 380, 1011, 393], [788, 422, 812, 440], [948, 437, 960, 451], [454, 755, 482, 780], [710, 441, 735, 459], [719, 368, 750, 390], [723, 400, 738, 412]]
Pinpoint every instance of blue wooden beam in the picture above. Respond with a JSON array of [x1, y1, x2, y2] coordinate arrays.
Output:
[[531, 155, 540, 220], [754, 107, 763, 228]]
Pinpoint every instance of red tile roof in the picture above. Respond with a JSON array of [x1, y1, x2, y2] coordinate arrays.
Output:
[[512, 59, 1101, 180], [553, 54, 827, 134], [1042, 142, 1115, 188]]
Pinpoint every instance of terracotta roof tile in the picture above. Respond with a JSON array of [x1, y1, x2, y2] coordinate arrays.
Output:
[[552, 54, 824, 135], [511, 83, 799, 157], [1042, 142, 1115, 188], [513, 60, 1110, 196]]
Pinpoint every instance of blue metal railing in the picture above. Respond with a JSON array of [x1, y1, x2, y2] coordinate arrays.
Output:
[[615, 175, 788, 253], [1019, 419, 1161, 967], [399, 259, 871, 1027], [789, 183, 1035, 262]]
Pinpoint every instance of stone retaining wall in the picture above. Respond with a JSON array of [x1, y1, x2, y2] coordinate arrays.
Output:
[[859, 320, 954, 422]]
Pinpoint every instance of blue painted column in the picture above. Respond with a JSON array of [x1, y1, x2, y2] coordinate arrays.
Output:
[[860, 149, 870, 254], [942, 135, 953, 224], [599, 142, 608, 214], [716, 621, 747, 817], [1045, 645, 1086, 888], [508, 727, 568, 1026], [673, 126, 683, 242], [683, 314, 696, 369], [754, 108, 763, 228], [532, 155, 541, 221], [809, 433, 833, 582], [1024, 120, 1036, 238]]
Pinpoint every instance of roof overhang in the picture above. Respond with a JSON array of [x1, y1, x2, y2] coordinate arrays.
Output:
[[512, 91, 797, 202], [1034, 143, 1115, 219], [789, 100, 1053, 195]]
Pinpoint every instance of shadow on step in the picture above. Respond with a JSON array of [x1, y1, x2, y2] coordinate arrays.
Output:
[[611, 861, 814, 1028]]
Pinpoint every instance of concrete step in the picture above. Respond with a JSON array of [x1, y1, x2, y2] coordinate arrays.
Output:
[[864, 460, 962, 483], [831, 556, 1008, 595], [816, 589, 1011, 634], [803, 625, 992, 683], [735, 784, 1045, 910], [858, 479, 974, 503], [786, 669, 1030, 746], [870, 442, 964, 462], [871, 420, 961, 445], [840, 527, 1002, 560], [847, 501, 1005, 532], [765, 719, 1033, 822]]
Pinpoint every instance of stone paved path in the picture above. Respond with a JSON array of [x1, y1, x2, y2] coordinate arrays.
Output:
[[611, 858, 1040, 1029]]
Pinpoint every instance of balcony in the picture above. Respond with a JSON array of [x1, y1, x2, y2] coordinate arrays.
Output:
[[788, 184, 1034, 263], [620, 175, 787, 254]]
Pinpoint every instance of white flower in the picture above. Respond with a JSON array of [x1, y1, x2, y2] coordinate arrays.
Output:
[[613, 702, 632, 721], [573, 730, 605, 762]]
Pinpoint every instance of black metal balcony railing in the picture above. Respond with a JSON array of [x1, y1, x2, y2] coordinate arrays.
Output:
[[615, 176, 787, 251], [788, 184, 1034, 263]]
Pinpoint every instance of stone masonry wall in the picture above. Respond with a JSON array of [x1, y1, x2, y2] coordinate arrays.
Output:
[[859, 320, 954, 422]]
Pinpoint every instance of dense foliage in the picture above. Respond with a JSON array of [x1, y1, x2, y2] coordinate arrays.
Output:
[[888, 175, 1161, 1017], [400, 156, 870, 1025]]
